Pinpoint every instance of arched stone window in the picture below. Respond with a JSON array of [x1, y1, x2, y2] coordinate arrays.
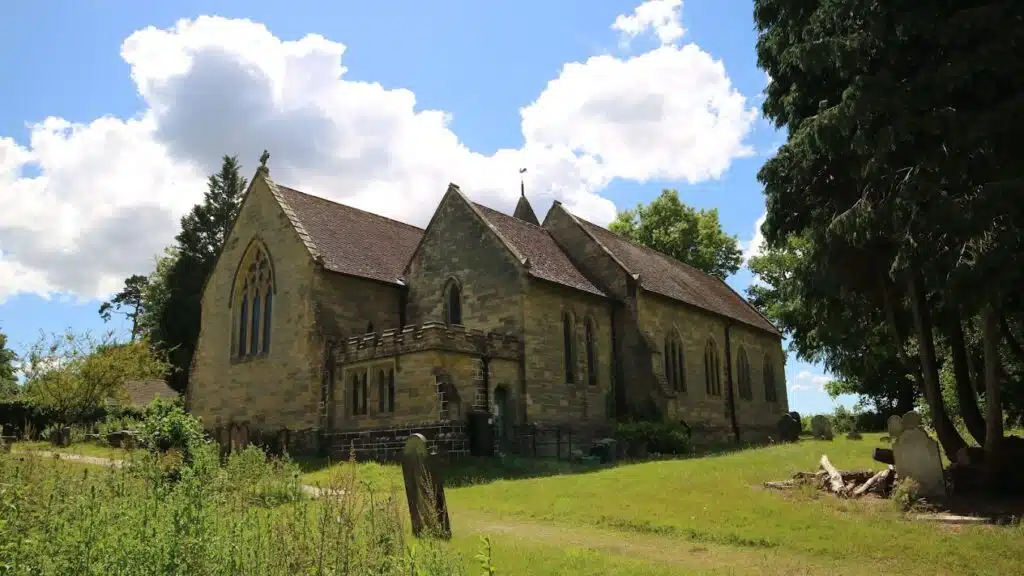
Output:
[[704, 338, 722, 396], [737, 346, 752, 400], [443, 278, 463, 326], [763, 355, 779, 403], [350, 370, 368, 416], [232, 239, 275, 358], [584, 317, 598, 386], [664, 331, 686, 392], [378, 368, 395, 414], [562, 311, 576, 384]]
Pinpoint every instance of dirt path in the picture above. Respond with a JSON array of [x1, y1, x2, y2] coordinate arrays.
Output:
[[12, 450, 340, 498]]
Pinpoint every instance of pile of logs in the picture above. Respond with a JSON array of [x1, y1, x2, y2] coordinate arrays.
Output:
[[765, 455, 897, 499]]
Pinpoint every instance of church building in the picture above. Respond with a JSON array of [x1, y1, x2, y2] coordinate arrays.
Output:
[[187, 172, 788, 459]]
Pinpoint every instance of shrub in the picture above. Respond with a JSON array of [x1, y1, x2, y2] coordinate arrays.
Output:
[[615, 421, 691, 455], [137, 397, 205, 460]]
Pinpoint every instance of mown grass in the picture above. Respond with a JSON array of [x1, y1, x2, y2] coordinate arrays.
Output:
[[299, 433, 1024, 575]]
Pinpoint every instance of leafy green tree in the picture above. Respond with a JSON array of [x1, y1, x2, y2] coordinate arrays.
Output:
[[98, 274, 150, 341], [23, 330, 169, 424], [609, 189, 742, 279], [0, 327, 19, 398]]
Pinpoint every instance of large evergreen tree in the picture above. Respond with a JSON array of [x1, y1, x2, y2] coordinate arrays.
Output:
[[151, 155, 253, 392], [752, 0, 1024, 478]]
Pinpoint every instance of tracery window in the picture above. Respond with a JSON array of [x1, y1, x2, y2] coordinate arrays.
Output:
[[234, 240, 275, 358], [737, 347, 752, 400], [704, 338, 722, 396], [664, 331, 686, 392]]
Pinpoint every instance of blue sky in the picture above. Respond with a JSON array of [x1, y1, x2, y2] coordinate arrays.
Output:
[[0, 0, 855, 414]]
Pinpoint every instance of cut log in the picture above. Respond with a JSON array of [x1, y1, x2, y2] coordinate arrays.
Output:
[[764, 481, 797, 490], [873, 448, 895, 465], [851, 467, 892, 498], [819, 455, 847, 496]]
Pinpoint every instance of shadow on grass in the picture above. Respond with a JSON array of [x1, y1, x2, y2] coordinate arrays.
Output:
[[294, 453, 611, 488], [294, 438, 786, 489]]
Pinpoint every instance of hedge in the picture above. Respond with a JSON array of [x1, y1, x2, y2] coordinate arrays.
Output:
[[0, 399, 144, 439]]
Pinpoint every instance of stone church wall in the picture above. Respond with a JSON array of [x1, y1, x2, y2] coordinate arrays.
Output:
[[522, 280, 614, 427], [638, 292, 788, 444], [312, 271, 404, 342], [404, 191, 525, 335], [190, 178, 322, 432]]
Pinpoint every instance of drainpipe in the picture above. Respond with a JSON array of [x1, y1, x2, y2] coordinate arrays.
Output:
[[724, 323, 741, 443]]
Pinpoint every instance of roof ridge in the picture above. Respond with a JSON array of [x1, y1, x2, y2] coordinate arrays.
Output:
[[276, 184, 425, 233]]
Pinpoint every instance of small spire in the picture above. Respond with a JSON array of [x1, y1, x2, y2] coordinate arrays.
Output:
[[513, 167, 540, 225]]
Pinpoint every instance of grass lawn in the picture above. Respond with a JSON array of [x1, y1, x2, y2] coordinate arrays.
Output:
[[13, 434, 1024, 574], [302, 433, 1024, 575]]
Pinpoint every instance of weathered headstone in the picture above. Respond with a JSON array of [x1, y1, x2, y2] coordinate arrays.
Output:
[[902, 411, 922, 431], [887, 414, 904, 439], [892, 413, 947, 499], [401, 433, 451, 539], [810, 415, 833, 440], [777, 414, 801, 442]]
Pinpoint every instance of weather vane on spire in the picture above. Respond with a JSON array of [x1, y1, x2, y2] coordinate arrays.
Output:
[[519, 167, 527, 197]]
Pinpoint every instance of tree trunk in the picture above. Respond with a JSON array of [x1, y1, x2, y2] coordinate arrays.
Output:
[[905, 268, 967, 460], [982, 305, 1004, 488], [946, 306, 987, 445], [999, 315, 1024, 365]]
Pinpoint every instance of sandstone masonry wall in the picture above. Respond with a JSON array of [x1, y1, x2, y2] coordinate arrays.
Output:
[[405, 191, 526, 336], [190, 178, 322, 432], [522, 281, 614, 428]]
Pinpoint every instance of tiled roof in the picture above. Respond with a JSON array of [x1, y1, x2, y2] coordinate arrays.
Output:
[[576, 218, 780, 335], [276, 185, 424, 285], [123, 379, 180, 407], [473, 203, 606, 297]]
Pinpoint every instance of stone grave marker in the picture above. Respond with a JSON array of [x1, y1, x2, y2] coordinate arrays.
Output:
[[902, 411, 922, 430], [886, 414, 904, 440], [777, 413, 801, 442], [892, 412, 947, 499], [401, 433, 451, 539], [810, 415, 833, 440]]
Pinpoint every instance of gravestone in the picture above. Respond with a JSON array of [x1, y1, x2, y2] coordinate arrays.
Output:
[[887, 415, 904, 439], [810, 415, 833, 440], [902, 411, 922, 430], [401, 433, 451, 539], [892, 412, 947, 499], [777, 413, 801, 442]]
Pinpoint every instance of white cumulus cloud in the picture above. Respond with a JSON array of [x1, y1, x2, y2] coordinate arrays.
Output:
[[0, 4, 757, 303], [789, 370, 831, 393], [612, 0, 685, 46], [742, 211, 766, 264]]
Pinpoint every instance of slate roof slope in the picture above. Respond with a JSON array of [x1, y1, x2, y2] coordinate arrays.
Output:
[[276, 185, 424, 285], [123, 379, 180, 407], [473, 203, 606, 297], [575, 217, 780, 335]]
